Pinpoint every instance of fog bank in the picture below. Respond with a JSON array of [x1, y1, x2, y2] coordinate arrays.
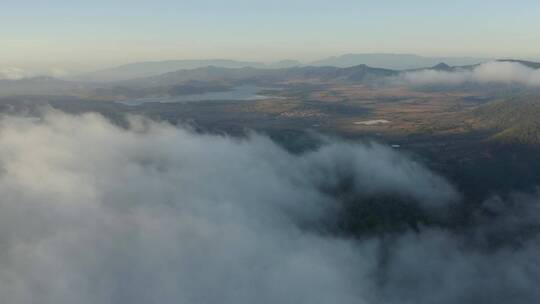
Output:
[[403, 61, 540, 86], [0, 111, 537, 303]]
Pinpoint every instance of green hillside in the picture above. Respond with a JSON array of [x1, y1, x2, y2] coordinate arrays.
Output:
[[472, 96, 540, 144]]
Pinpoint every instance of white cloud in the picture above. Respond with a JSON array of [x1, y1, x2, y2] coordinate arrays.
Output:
[[403, 61, 540, 86], [0, 67, 72, 80], [0, 67, 33, 80], [0, 110, 536, 303], [48, 67, 70, 78]]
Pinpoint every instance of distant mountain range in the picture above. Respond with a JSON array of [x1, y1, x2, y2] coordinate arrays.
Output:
[[122, 59, 540, 88], [77, 59, 303, 82], [310, 53, 488, 70], [126, 64, 399, 87], [5, 59, 540, 97], [0, 64, 398, 97], [498, 59, 540, 69], [76, 53, 492, 82]]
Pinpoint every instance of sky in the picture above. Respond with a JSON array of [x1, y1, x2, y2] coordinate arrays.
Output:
[[2, 0, 540, 72]]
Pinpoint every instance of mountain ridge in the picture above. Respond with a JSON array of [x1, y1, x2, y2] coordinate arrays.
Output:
[[75, 53, 493, 82]]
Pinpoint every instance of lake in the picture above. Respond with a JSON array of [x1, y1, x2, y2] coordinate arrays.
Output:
[[117, 85, 272, 106]]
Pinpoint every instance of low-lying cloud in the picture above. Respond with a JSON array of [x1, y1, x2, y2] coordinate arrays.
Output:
[[403, 61, 540, 86], [0, 67, 71, 80], [0, 67, 33, 80], [0, 110, 537, 303]]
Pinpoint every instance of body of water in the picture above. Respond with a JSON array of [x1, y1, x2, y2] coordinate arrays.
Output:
[[117, 85, 272, 106]]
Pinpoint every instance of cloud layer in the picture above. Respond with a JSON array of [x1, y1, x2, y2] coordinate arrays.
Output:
[[0, 111, 537, 303], [0, 67, 70, 80], [403, 61, 540, 86], [0, 67, 33, 80]]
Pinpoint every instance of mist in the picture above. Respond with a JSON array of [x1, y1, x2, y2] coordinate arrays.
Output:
[[0, 67, 33, 80], [0, 110, 537, 303], [402, 61, 540, 87], [0, 67, 72, 80]]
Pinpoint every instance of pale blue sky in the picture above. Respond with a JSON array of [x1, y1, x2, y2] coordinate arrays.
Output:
[[2, 0, 540, 70]]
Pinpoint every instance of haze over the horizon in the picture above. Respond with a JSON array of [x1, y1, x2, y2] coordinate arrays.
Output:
[[3, 0, 540, 72]]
